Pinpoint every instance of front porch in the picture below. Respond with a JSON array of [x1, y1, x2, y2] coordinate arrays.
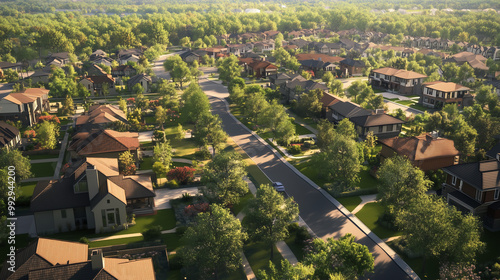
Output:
[[127, 197, 155, 215]]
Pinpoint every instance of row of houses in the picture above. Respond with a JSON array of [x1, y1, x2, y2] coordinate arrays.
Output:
[[409, 37, 500, 60]]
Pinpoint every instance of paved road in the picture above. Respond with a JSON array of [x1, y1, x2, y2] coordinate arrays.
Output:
[[199, 78, 415, 280]]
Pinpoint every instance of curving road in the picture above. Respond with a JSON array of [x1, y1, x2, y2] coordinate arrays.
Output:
[[198, 78, 417, 280]]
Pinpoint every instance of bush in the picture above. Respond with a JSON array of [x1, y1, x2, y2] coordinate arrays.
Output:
[[168, 253, 182, 270], [303, 140, 315, 149], [176, 226, 188, 234], [79, 237, 89, 244], [142, 225, 163, 241], [288, 144, 302, 155], [167, 179, 179, 188], [194, 149, 211, 160], [167, 167, 196, 185], [295, 226, 312, 245]]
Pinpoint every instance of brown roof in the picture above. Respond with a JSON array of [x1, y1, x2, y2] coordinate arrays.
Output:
[[321, 92, 341, 107], [76, 105, 127, 126], [423, 81, 470, 92], [295, 53, 344, 63], [5, 92, 38, 104], [21, 88, 50, 97], [284, 44, 298, 50], [104, 258, 155, 279], [0, 121, 19, 147], [238, 57, 256, 65], [380, 134, 460, 161], [83, 74, 115, 84], [69, 129, 139, 156], [248, 60, 278, 70], [372, 67, 427, 79], [350, 112, 405, 127]]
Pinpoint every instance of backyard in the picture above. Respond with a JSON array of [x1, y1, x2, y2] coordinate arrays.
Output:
[[30, 162, 57, 177]]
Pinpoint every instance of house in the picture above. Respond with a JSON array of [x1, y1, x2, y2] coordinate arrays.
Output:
[[0, 121, 20, 149], [179, 50, 203, 63], [421, 81, 473, 109], [444, 51, 489, 76], [0, 238, 155, 280], [327, 100, 372, 123], [246, 60, 278, 78], [89, 49, 108, 61], [441, 155, 500, 231], [288, 38, 310, 49], [311, 42, 341, 55], [282, 80, 329, 102], [0, 61, 22, 72], [226, 44, 253, 56], [320, 92, 341, 118], [295, 53, 344, 64], [46, 52, 71, 66], [75, 104, 128, 129], [200, 46, 228, 58], [128, 73, 152, 93], [0, 88, 50, 126], [369, 67, 427, 95], [112, 65, 136, 77], [27, 70, 51, 84], [68, 129, 140, 160], [484, 80, 500, 98], [30, 157, 155, 234], [253, 40, 275, 53], [349, 110, 405, 139], [485, 47, 500, 60], [79, 75, 115, 96], [379, 133, 460, 171], [119, 54, 140, 65], [90, 56, 114, 67], [339, 58, 366, 77], [268, 73, 306, 89], [86, 64, 108, 76]]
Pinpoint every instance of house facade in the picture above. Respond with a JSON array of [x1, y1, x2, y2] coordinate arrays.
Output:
[[369, 67, 427, 95], [421, 81, 472, 109], [0, 88, 50, 126], [80, 75, 116, 96], [128, 73, 152, 93], [349, 111, 404, 139], [111, 65, 136, 77], [0, 121, 20, 149], [339, 58, 366, 77], [442, 155, 500, 231]]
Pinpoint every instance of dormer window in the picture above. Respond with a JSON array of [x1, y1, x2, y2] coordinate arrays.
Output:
[[74, 178, 88, 193]]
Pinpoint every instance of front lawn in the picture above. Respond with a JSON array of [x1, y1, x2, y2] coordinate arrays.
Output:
[[292, 159, 329, 187], [19, 182, 37, 199], [232, 191, 254, 215], [139, 157, 154, 170], [31, 162, 56, 177], [336, 196, 362, 212], [355, 202, 402, 240], [410, 104, 429, 112], [170, 138, 198, 159], [89, 236, 144, 248], [244, 242, 283, 275], [284, 232, 306, 261], [358, 165, 378, 190], [293, 122, 313, 135], [27, 153, 59, 160], [396, 100, 416, 106]]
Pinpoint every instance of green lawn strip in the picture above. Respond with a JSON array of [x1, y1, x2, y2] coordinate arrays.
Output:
[[358, 165, 378, 190], [246, 163, 272, 187], [232, 191, 254, 215], [396, 100, 416, 106], [19, 182, 37, 199], [139, 157, 154, 170], [336, 196, 362, 212], [385, 97, 399, 101], [140, 141, 154, 149], [144, 115, 156, 125], [27, 153, 59, 160], [170, 138, 198, 159], [31, 162, 56, 177], [410, 104, 428, 112], [355, 202, 402, 240], [386, 240, 439, 279], [284, 232, 305, 261], [293, 121, 313, 135], [244, 241, 284, 275], [292, 159, 329, 187], [89, 236, 145, 248], [172, 162, 191, 168]]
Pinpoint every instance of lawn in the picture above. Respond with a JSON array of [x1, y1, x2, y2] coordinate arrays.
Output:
[[89, 236, 145, 248], [139, 157, 153, 170], [170, 138, 198, 159], [144, 115, 156, 125], [244, 242, 283, 275], [336, 196, 362, 212], [396, 100, 416, 106], [140, 141, 155, 149], [31, 162, 56, 177], [387, 240, 440, 279], [232, 191, 254, 215], [358, 165, 378, 190], [26, 153, 59, 160], [292, 159, 329, 187], [293, 121, 313, 135], [385, 97, 399, 101], [410, 104, 429, 112], [172, 162, 192, 168], [355, 202, 402, 240], [284, 232, 306, 261], [19, 182, 37, 199]]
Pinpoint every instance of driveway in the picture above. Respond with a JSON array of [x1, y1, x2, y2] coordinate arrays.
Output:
[[154, 187, 200, 210], [198, 78, 416, 280], [138, 131, 154, 142]]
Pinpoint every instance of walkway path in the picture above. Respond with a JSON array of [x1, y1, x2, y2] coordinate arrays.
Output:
[[352, 194, 378, 214], [383, 99, 424, 117], [286, 110, 318, 135], [199, 78, 418, 280], [30, 158, 58, 164], [53, 132, 69, 179]]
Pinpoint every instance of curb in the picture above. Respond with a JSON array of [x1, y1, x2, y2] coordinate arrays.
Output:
[[216, 96, 420, 280]]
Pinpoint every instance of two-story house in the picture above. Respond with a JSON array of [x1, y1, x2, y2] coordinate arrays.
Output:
[[442, 154, 500, 231], [128, 73, 152, 93], [421, 81, 472, 109], [0, 121, 20, 149], [111, 65, 136, 77], [339, 58, 366, 77], [369, 67, 427, 95], [268, 73, 306, 90], [75, 104, 128, 129], [282, 80, 329, 102], [0, 88, 50, 126], [30, 157, 156, 235], [80, 75, 115, 96], [349, 110, 404, 139]]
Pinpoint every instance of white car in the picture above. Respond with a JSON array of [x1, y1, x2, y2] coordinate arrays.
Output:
[[272, 182, 285, 192]]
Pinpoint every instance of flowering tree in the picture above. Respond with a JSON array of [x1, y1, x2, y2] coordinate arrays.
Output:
[[167, 166, 195, 184]]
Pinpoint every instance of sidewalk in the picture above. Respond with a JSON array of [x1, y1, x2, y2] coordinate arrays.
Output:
[[351, 194, 377, 214], [30, 158, 58, 164]]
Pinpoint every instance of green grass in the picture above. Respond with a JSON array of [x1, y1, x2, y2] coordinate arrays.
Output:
[[387, 240, 440, 279], [284, 232, 306, 261], [162, 232, 185, 252], [294, 121, 313, 135], [31, 162, 56, 177], [232, 191, 254, 215], [396, 100, 416, 106], [292, 159, 329, 187], [170, 138, 198, 159], [19, 182, 37, 199], [247, 163, 272, 187], [89, 236, 145, 248], [336, 196, 362, 212], [385, 97, 399, 101], [358, 165, 378, 190], [244, 242, 283, 274], [410, 104, 428, 112], [355, 202, 402, 240], [172, 162, 191, 168], [27, 153, 59, 160], [139, 157, 153, 170], [140, 141, 154, 148], [144, 115, 156, 125]]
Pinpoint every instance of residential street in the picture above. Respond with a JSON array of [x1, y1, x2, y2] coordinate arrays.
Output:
[[198, 77, 416, 280]]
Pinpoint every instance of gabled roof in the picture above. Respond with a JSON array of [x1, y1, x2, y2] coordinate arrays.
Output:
[[112, 65, 135, 72], [128, 73, 152, 87], [285, 80, 329, 92], [379, 134, 459, 161], [0, 61, 22, 69], [109, 175, 155, 200], [443, 159, 500, 190], [0, 121, 19, 147], [68, 129, 139, 156], [6, 92, 38, 104], [371, 67, 427, 79], [340, 58, 366, 67], [76, 105, 127, 126], [48, 52, 70, 60], [329, 101, 372, 118], [82, 75, 114, 85], [90, 178, 127, 209], [295, 53, 344, 63], [423, 81, 470, 92], [248, 60, 277, 70], [350, 113, 405, 127], [321, 92, 341, 107], [299, 59, 327, 69]]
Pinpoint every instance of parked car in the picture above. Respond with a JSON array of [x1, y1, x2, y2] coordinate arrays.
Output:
[[272, 182, 285, 192]]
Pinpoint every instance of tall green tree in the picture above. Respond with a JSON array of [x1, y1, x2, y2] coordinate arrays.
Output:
[[153, 141, 172, 170], [244, 184, 299, 259], [296, 89, 323, 118], [171, 61, 191, 89], [118, 150, 136, 175], [0, 148, 32, 182], [336, 118, 358, 141], [201, 151, 247, 206], [217, 55, 243, 83], [60, 94, 75, 116], [180, 204, 247, 280], [259, 100, 296, 145], [181, 83, 210, 123], [194, 113, 228, 155], [316, 119, 337, 151], [36, 121, 59, 150], [257, 260, 315, 280]]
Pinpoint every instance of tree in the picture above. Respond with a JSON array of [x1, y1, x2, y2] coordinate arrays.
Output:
[[179, 36, 191, 48], [155, 106, 167, 129], [153, 141, 172, 170], [245, 184, 299, 259], [201, 151, 247, 206], [217, 55, 243, 83], [474, 85, 497, 107], [257, 260, 314, 280], [347, 80, 371, 103], [135, 93, 149, 111], [0, 148, 31, 182], [322, 71, 335, 86], [181, 83, 210, 123], [163, 55, 183, 71], [312, 133, 360, 192], [36, 121, 59, 150], [259, 100, 296, 145], [118, 98, 127, 113], [194, 113, 228, 155], [377, 156, 432, 214], [171, 61, 191, 89], [316, 119, 336, 151], [303, 234, 374, 279], [118, 150, 136, 175], [442, 63, 459, 82], [60, 94, 75, 116], [132, 83, 144, 95], [329, 79, 344, 97], [180, 204, 246, 279], [296, 89, 323, 118], [457, 62, 475, 83], [157, 79, 177, 97], [300, 70, 312, 80], [336, 118, 358, 141]]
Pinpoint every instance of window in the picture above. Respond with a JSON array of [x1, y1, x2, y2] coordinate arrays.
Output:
[[475, 190, 482, 202], [495, 189, 499, 200], [387, 124, 393, 132], [378, 126, 383, 133], [74, 178, 88, 193], [452, 176, 457, 185], [102, 208, 118, 227], [61, 209, 67, 219], [107, 199, 110, 204]]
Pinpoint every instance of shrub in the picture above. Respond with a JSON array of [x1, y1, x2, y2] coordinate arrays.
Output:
[[167, 179, 179, 188], [182, 192, 191, 201], [295, 226, 312, 245], [79, 237, 89, 244], [167, 166, 196, 185], [142, 225, 163, 241], [288, 145, 302, 155], [194, 149, 211, 160], [176, 226, 188, 234], [183, 202, 210, 217]]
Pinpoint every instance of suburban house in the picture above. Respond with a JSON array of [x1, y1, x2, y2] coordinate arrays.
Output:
[[295, 53, 344, 64], [444, 51, 489, 76], [86, 64, 108, 76], [128, 73, 152, 93], [299, 59, 337, 76], [421, 81, 473, 109], [327, 100, 372, 123], [75, 104, 128, 129], [111, 65, 136, 77], [349, 110, 405, 139], [30, 157, 155, 235], [282, 80, 329, 102], [27, 70, 51, 84], [369, 67, 427, 95], [484, 79, 500, 98], [68, 129, 140, 160], [320, 92, 341, 118], [253, 40, 275, 52], [245, 60, 278, 78], [0, 61, 23, 72], [339, 58, 366, 77], [0, 121, 20, 149], [268, 73, 306, 89], [0, 88, 50, 126], [226, 43, 253, 56], [80, 74, 116, 96], [379, 133, 460, 171], [89, 49, 108, 61], [119, 54, 140, 65], [441, 155, 500, 231], [0, 238, 155, 280], [46, 52, 71, 66], [179, 50, 205, 63], [200, 46, 228, 58]]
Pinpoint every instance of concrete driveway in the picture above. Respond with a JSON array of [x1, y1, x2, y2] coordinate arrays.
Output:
[[138, 131, 154, 143], [154, 187, 200, 210]]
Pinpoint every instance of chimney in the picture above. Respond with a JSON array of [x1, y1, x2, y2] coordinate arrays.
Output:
[[91, 249, 105, 270], [431, 130, 439, 139], [86, 165, 100, 200]]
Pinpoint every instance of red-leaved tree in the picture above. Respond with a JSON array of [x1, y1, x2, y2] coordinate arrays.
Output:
[[167, 166, 196, 185]]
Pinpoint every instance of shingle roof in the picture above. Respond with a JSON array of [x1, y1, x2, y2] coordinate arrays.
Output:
[[350, 113, 405, 127], [109, 175, 155, 200], [340, 58, 366, 67], [68, 129, 139, 156], [379, 134, 459, 161], [0, 61, 22, 69], [83, 75, 115, 85], [285, 80, 329, 92], [449, 190, 482, 209], [423, 81, 470, 92], [443, 159, 500, 190], [6, 92, 38, 104], [90, 178, 127, 209], [329, 101, 372, 118], [76, 105, 127, 126], [127, 74, 152, 87], [299, 59, 327, 69], [295, 53, 344, 63], [0, 121, 19, 147], [321, 92, 341, 107], [248, 60, 278, 70], [372, 67, 427, 79]]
